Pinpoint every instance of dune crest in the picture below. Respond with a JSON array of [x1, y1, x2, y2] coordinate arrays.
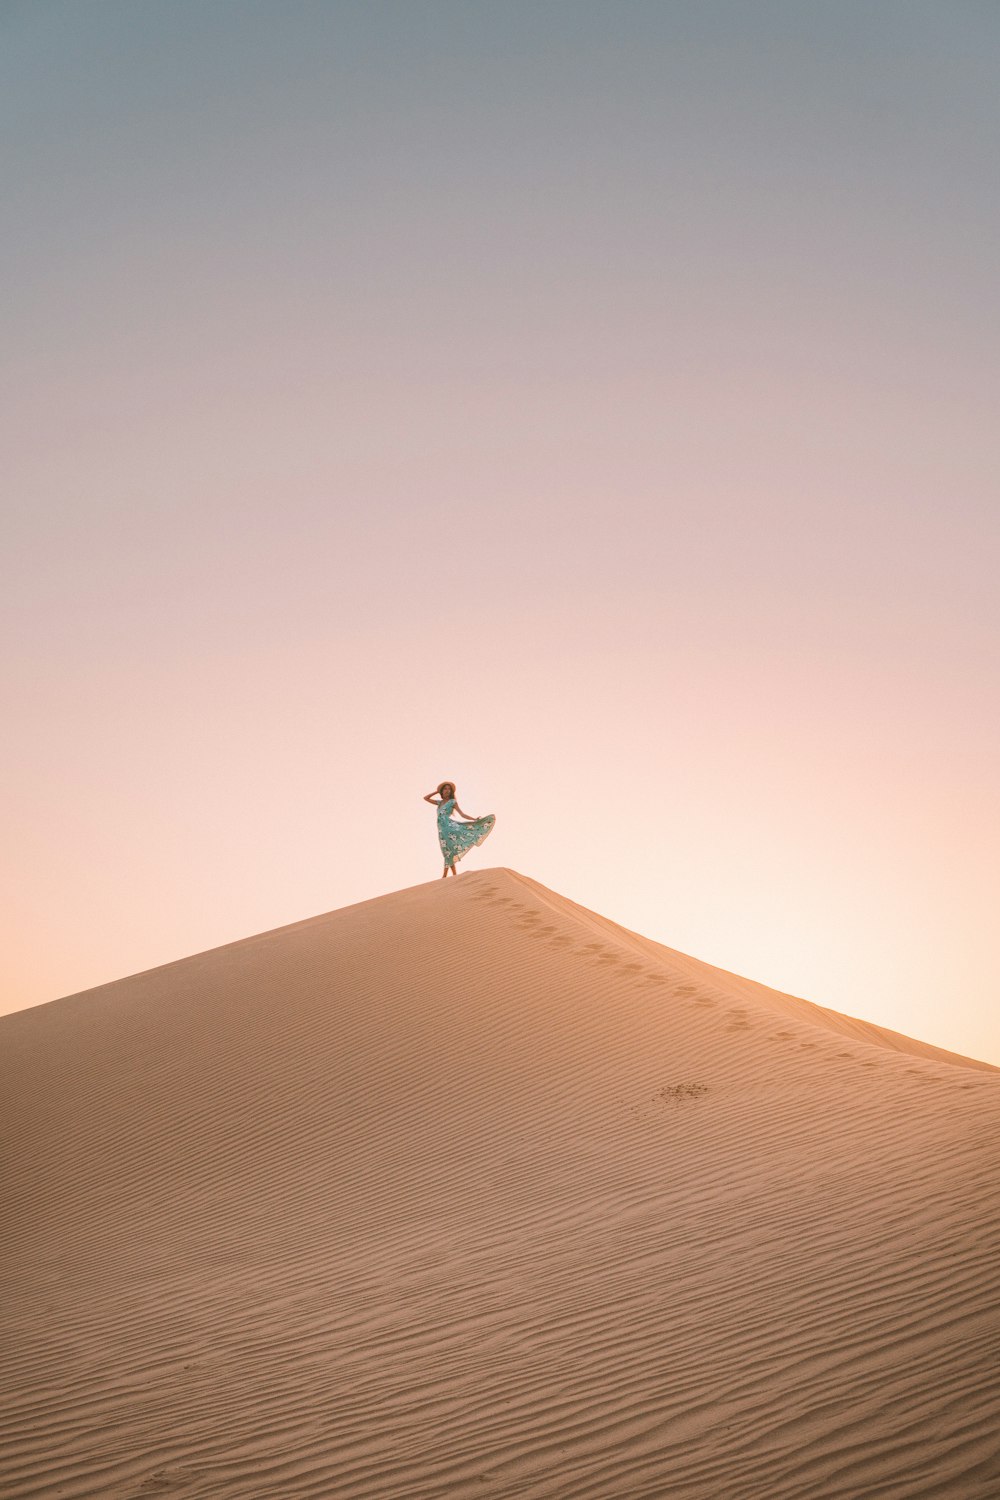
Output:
[[3, 867, 998, 1498]]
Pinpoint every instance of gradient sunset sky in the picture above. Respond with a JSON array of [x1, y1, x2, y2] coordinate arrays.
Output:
[[3, 1, 998, 1063]]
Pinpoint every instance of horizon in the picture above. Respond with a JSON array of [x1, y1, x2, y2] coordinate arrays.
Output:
[[3, 1, 998, 1066], [7, 863, 997, 1074]]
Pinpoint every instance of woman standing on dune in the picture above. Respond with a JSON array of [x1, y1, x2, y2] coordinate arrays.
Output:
[[424, 782, 496, 878]]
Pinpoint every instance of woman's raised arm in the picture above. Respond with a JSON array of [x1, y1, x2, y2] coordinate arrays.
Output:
[[424, 791, 442, 804]]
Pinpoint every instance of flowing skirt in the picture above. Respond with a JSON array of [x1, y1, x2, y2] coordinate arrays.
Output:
[[438, 811, 496, 868]]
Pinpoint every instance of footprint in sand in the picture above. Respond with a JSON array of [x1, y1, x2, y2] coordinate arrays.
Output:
[[657, 1083, 710, 1104], [136, 1470, 198, 1495]]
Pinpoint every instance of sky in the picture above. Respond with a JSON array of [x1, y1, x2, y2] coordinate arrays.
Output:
[[2, 0, 998, 1064]]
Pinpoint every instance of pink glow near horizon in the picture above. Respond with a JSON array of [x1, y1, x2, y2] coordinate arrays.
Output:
[[2, 3, 998, 1063]]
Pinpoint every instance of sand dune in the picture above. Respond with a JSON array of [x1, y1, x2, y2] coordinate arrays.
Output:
[[2, 867, 998, 1498]]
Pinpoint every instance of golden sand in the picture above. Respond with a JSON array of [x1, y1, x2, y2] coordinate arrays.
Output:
[[3, 868, 998, 1497]]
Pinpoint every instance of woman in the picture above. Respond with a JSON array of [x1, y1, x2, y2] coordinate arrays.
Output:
[[423, 781, 496, 878]]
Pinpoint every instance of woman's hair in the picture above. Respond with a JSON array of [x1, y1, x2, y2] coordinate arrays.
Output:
[[437, 780, 456, 797]]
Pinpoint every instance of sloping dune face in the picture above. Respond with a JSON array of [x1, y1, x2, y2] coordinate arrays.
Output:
[[2, 869, 999, 1499]]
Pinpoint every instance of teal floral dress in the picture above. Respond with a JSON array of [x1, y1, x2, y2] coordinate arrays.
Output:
[[437, 798, 496, 869]]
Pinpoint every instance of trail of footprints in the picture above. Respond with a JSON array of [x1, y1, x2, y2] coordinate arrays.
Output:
[[466, 879, 981, 1091], [472, 885, 688, 992], [469, 884, 766, 1046], [469, 879, 996, 1101]]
